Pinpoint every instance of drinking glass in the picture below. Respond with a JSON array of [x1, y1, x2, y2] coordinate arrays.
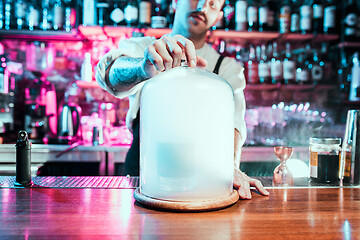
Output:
[[273, 146, 294, 186]]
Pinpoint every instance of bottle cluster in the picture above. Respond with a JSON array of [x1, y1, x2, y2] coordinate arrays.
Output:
[[0, 0, 77, 31], [83, 0, 174, 29], [220, 0, 338, 34], [237, 42, 333, 85]]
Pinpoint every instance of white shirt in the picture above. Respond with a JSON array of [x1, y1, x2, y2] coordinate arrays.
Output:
[[95, 36, 247, 146]]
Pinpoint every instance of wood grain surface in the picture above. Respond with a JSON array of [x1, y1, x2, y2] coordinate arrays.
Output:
[[0, 187, 359, 239]]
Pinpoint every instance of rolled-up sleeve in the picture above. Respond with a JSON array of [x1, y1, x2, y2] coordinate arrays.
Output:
[[95, 36, 154, 99]]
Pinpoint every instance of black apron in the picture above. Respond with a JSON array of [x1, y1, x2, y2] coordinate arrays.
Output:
[[123, 55, 225, 176]]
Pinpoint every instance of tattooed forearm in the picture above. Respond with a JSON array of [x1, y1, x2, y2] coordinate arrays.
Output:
[[109, 57, 149, 90]]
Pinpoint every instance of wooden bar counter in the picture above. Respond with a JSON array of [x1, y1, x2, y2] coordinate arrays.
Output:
[[0, 176, 359, 239]]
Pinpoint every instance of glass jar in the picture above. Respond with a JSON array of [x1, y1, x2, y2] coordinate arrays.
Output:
[[309, 137, 341, 184]]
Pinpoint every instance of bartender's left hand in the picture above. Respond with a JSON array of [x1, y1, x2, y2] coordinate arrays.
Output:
[[233, 168, 269, 199]]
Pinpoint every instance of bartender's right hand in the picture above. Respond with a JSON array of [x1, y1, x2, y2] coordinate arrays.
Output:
[[141, 35, 207, 78]]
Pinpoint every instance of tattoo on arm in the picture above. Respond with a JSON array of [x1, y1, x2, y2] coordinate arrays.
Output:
[[111, 57, 148, 88]]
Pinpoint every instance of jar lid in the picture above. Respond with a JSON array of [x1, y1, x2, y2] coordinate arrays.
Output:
[[309, 137, 341, 145]]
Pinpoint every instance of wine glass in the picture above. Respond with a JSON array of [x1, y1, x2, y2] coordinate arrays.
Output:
[[273, 146, 294, 187]]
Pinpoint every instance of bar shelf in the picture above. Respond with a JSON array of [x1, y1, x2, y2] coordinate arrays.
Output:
[[245, 84, 336, 91], [0, 29, 83, 41]]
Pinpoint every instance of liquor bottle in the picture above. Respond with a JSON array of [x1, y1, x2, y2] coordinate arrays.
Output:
[[279, 0, 291, 34], [283, 43, 296, 84], [290, 0, 300, 33], [109, 0, 125, 26], [247, 0, 258, 32], [349, 52, 360, 101], [320, 43, 333, 84], [310, 49, 324, 85], [0, 1, 3, 29], [296, 52, 310, 84], [323, 0, 336, 34], [53, 0, 64, 30], [300, 0, 313, 34], [267, 0, 277, 31], [258, 44, 271, 83], [41, 0, 52, 30], [83, 0, 96, 26], [270, 42, 283, 84], [246, 45, 260, 84], [312, 0, 323, 34], [166, 0, 174, 28], [124, 0, 138, 27], [64, 0, 76, 32], [223, 0, 235, 30], [0, 45, 9, 94], [27, 0, 40, 31], [15, 0, 26, 30], [138, 0, 152, 28], [343, 0, 358, 42], [258, 0, 269, 32], [14, 0, 26, 30], [296, 44, 311, 84], [304, 43, 313, 82], [338, 50, 351, 100], [235, 0, 247, 31], [151, 0, 167, 28], [4, 0, 13, 30], [96, 1, 109, 27]]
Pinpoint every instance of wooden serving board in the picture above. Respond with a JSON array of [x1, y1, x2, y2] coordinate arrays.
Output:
[[134, 188, 239, 212]]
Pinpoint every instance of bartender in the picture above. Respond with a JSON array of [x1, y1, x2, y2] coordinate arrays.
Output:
[[96, 0, 269, 199]]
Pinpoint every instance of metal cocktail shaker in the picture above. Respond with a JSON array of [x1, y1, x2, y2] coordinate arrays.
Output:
[[340, 110, 360, 185]]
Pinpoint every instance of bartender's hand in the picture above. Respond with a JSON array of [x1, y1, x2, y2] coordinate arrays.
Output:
[[233, 168, 269, 199], [141, 35, 207, 78]]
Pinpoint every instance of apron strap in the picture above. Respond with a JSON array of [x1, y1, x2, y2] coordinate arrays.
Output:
[[213, 55, 225, 75]]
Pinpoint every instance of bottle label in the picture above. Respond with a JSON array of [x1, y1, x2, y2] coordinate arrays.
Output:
[[345, 13, 357, 27], [259, 7, 268, 24], [291, 13, 300, 32], [283, 61, 295, 80], [311, 65, 323, 82], [110, 8, 124, 24], [258, 62, 271, 78], [271, 61, 283, 78], [324, 6, 335, 28], [124, 5, 138, 22], [296, 69, 309, 82], [310, 151, 318, 178], [300, 5, 312, 31], [235, 1, 247, 23], [151, 16, 167, 28], [247, 6, 258, 23], [313, 4, 323, 19]]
